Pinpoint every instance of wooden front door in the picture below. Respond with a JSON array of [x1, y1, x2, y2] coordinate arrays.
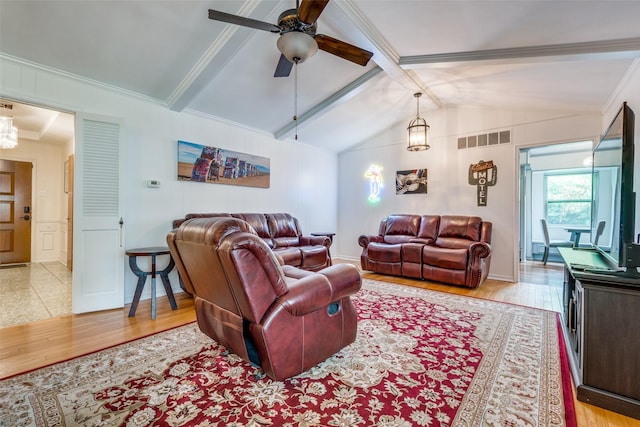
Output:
[[0, 159, 32, 264]]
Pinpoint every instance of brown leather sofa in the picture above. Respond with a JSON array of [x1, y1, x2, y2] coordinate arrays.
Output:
[[167, 217, 362, 380], [172, 213, 331, 271], [359, 214, 492, 288]]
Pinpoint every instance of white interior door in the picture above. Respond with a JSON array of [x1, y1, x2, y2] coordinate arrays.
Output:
[[72, 114, 125, 313]]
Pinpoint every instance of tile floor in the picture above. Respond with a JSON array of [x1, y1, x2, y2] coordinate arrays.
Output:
[[0, 262, 72, 328]]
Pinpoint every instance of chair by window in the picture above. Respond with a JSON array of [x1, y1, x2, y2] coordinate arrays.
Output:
[[541, 219, 574, 265], [593, 220, 606, 245]]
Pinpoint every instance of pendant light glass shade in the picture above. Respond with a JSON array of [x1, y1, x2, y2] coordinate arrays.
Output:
[[277, 31, 318, 64], [0, 116, 18, 149], [407, 93, 430, 151]]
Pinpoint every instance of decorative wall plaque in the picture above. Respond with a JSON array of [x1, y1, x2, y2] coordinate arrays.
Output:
[[396, 169, 428, 195], [178, 140, 270, 188], [468, 160, 497, 206]]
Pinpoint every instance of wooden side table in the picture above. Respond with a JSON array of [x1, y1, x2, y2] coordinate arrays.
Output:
[[126, 246, 178, 319]]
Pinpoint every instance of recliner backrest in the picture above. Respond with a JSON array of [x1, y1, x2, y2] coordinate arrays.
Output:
[[268, 213, 302, 247], [232, 213, 274, 248], [382, 214, 421, 243], [168, 217, 248, 315], [169, 217, 287, 323], [435, 215, 484, 248], [216, 222, 289, 323], [417, 215, 440, 240]]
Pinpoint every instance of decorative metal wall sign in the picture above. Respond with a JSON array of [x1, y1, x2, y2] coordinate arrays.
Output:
[[468, 160, 497, 206], [177, 140, 270, 188], [396, 169, 428, 195]]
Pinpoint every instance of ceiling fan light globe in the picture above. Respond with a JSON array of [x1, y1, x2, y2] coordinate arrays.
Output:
[[277, 31, 318, 64]]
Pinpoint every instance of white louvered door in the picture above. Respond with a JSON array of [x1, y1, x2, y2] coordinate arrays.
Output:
[[72, 115, 125, 313]]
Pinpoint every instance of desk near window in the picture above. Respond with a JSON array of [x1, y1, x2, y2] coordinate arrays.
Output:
[[563, 226, 591, 247]]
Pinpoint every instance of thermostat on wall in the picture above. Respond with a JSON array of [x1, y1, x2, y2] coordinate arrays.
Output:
[[147, 179, 160, 188]]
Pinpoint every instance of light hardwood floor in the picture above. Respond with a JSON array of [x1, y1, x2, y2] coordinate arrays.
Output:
[[0, 259, 637, 427]]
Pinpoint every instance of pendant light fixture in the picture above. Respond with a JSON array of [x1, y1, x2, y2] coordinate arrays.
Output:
[[407, 92, 429, 151], [0, 103, 18, 149]]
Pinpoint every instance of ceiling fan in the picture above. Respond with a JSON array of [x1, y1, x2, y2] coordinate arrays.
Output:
[[208, 0, 373, 77]]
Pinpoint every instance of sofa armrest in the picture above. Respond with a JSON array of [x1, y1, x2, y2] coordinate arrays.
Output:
[[358, 234, 383, 248], [279, 264, 361, 316], [300, 235, 330, 248], [469, 241, 492, 259]]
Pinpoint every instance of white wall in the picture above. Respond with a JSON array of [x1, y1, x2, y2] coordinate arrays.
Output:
[[602, 60, 640, 237], [1, 56, 337, 304], [337, 106, 602, 282]]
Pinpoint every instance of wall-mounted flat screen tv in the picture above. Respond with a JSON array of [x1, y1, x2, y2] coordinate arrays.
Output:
[[591, 102, 638, 270]]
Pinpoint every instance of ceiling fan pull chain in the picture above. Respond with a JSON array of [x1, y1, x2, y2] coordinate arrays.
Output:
[[294, 61, 298, 140]]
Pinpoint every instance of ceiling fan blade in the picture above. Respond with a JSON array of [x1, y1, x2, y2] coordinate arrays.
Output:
[[297, 0, 330, 24], [274, 54, 294, 77], [208, 9, 280, 33], [315, 34, 373, 66]]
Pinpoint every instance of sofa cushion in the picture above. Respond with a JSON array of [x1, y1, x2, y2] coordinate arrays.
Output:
[[300, 245, 329, 270], [274, 247, 302, 267], [268, 213, 301, 247], [422, 245, 468, 270], [232, 214, 270, 238], [384, 214, 421, 236], [417, 215, 440, 240], [233, 213, 274, 248], [368, 242, 402, 263], [437, 216, 482, 241], [401, 242, 424, 264]]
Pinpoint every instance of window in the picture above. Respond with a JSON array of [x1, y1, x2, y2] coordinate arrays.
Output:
[[545, 172, 592, 226]]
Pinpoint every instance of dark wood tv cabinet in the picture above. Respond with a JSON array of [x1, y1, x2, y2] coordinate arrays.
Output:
[[558, 247, 640, 420]]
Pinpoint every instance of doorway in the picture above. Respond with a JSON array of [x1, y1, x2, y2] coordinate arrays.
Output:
[[518, 140, 593, 281], [0, 99, 75, 326]]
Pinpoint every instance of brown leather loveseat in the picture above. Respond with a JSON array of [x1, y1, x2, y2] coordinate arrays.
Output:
[[167, 217, 362, 380], [359, 214, 492, 288], [172, 213, 331, 271]]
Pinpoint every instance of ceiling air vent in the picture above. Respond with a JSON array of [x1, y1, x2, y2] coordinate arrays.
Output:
[[458, 129, 511, 150]]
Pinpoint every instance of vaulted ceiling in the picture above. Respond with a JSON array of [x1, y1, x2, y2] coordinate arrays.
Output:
[[1, 0, 640, 152]]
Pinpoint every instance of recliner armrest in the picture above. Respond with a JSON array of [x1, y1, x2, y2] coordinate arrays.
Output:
[[299, 235, 330, 247], [468, 241, 491, 259], [358, 235, 383, 248], [278, 264, 361, 316]]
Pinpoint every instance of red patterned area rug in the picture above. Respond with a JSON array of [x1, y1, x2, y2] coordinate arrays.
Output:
[[0, 279, 576, 427]]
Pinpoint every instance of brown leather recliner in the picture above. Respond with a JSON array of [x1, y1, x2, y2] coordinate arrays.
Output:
[[167, 217, 362, 380]]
